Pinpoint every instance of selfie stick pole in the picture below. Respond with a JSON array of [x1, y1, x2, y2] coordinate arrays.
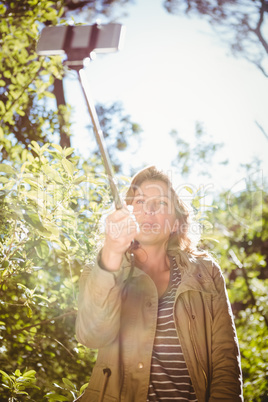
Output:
[[78, 68, 123, 210]]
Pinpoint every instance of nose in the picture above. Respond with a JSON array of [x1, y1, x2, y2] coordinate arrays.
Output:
[[145, 201, 156, 215]]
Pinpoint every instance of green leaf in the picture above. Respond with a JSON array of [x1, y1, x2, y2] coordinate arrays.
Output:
[[201, 220, 213, 229], [51, 143, 63, 153], [23, 211, 47, 233], [29, 327, 37, 335], [73, 175, 86, 185], [43, 91, 55, 98], [184, 186, 193, 194], [27, 306, 33, 318], [33, 294, 50, 302], [17, 283, 27, 290], [64, 147, 75, 157], [0, 370, 12, 382], [1, 178, 16, 191], [44, 222, 60, 237], [3, 70, 11, 79], [40, 143, 50, 153], [0, 100, 6, 113], [0, 4, 6, 14], [30, 140, 41, 155], [23, 370, 36, 377], [192, 197, 200, 209], [0, 163, 17, 174], [62, 158, 75, 177], [62, 377, 76, 391], [45, 393, 69, 401], [79, 382, 88, 394], [35, 239, 50, 259], [0, 370, 14, 387], [2, 260, 9, 268], [42, 165, 63, 184]]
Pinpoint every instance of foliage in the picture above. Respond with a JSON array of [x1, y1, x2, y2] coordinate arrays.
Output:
[[0, 369, 39, 400], [62, 0, 131, 20], [94, 102, 142, 173], [171, 126, 268, 400], [0, 0, 140, 164], [170, 122, 226, 177], [201, 175, 268, 402], [163, 0, 268, 77], [0, 143, 115, 400], [0, 0, 65, 159]]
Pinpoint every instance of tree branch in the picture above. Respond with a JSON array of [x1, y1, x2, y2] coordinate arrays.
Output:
[[229, 250, 268, 328], [0, 61, 43, 126], [255, 120, 268, 141], [251, 1, 268, 54]]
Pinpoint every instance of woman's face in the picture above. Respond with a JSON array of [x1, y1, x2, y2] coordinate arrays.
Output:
[[131, 180, 178, 246]]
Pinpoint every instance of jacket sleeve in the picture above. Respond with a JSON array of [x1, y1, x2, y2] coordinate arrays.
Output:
[[75, 253, 124, 349], [209, 260, 243, 401]]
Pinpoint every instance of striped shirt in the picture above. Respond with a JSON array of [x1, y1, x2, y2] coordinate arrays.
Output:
[[147, 258, 198, 402]]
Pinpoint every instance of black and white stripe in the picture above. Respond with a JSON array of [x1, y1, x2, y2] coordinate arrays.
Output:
[[147, 258, 198, 401]]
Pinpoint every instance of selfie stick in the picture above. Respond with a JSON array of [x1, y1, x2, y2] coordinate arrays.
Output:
[[78, 68, 123, 209], [37, 23, 124, 210]]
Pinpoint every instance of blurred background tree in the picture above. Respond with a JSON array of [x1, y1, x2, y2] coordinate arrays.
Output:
[[170, 122, 227, 178], [163, 0, 268, 77], [0, 0, 140, 168], [170, 126, 268, 401], [205, 174, 268, 401]]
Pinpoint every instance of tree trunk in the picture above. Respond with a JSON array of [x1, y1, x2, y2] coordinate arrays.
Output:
[[53, 78, 71, 148]]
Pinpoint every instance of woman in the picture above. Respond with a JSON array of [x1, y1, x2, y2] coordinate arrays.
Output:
[[76, 166, 243, 402]]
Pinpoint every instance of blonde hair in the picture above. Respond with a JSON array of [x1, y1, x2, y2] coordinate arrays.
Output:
[[125, 165, 205, 256]]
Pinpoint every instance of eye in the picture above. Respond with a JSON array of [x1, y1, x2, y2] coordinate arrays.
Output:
[[136, 199, 145, 204], [159, 200, 168, 206]]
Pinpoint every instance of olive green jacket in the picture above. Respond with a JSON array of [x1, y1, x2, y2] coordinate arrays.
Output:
[[76, 248, 243, 402]]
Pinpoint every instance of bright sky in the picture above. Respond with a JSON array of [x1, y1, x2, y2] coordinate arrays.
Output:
[[64, 0, 268, 194]]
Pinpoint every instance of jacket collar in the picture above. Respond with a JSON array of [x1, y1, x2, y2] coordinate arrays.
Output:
[[122, 245, 218, 296]]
